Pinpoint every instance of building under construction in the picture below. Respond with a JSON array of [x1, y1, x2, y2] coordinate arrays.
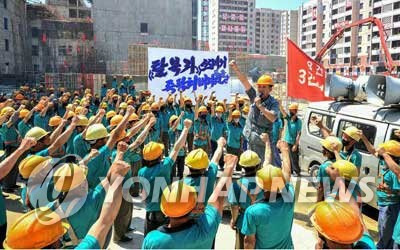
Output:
[[26, 0, 105, 84]]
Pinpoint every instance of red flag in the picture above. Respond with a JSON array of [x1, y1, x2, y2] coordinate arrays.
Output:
[[42, 33, 47, 43], [287, 39, 331, 102]]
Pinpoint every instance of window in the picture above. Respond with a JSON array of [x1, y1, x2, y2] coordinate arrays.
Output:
[[31, 27, 39, 38], [308, 112, 336, 139], [3, 0, 6, 9], [69, 0, 77, 5], [373, 7, 381, 14], [395, 2, 400, 10], [78, 10, 90, 19], [69, 9, 77, 18], [390, 128, 400, 141], [337, 120, 377, 154], [344, 47, 350, 53], [33, 64, 39, 72], [32, 45, 39, 56], [360, 2, 363, 9], [3, 17, 7, 30], [358, 46, 362, 53], [4, 39, 8, 51], [344, 57, 350, 63], [140, 23, 148, 33], [345, 15, 351, 21], [345, 36, 350, 42], [58, 45, 67, 56], [394, 14, 400, 23]]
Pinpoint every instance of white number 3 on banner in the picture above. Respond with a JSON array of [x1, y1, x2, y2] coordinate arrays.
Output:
[[298, 69, 306, 85]]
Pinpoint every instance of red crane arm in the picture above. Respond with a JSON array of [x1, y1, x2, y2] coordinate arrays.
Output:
[[315, 17, 395, 74]]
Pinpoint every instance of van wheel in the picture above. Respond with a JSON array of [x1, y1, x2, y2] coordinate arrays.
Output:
[[309, 164, 320, 188]]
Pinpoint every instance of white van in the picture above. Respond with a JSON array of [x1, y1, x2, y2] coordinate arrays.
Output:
[[299, 100, 400, 208]]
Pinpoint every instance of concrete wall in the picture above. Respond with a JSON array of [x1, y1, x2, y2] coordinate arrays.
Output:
[[92, 0, 193, 74], [0, 0, 28, 77]]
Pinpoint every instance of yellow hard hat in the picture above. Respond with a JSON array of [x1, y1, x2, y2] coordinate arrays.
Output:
[[18, 155, 49, 179], [185, 149, 209, 170], [310, 200, 363, 244], [142, 104, 151, 111], [161, 181, 197, 218], [49, 116, 62, 127], [169, 115, 178, 125], [75, 106, 84, 114], [184, 97, 192, 103], [101, 102, 108, 109], [54, 163, 87, 192], [128, 113, 139, 122], [243, 106, 250, 114], [332, 160, 359, 180], [76, 115, 89, 126], [112, 130, 127, 142], [1, 106, 15, 116], [106, 110, 116, 119], [239, 150, 261, 168], [215, 106, 224, 113], [379, 140, 400, 157], [239, 97, 245, 104], [256, 164, 286, 192], [112, 94, 119, 99], [119, 102, 128, 109], [66, 104, 73, 110], [320, 136, 343, 152], [3, 208, 67, 249], [198, 106, 208, 113], [66, 111, 75, 119], [79, 98, 87, 106], [110, 114, 123, 127], [342, 126, 361, 142], [19, 109, 30, 119], [257, 75, 274, 86], [232, 110, 241, 117], [85, 124, 109, 141], [151, 102, 160, 111], [288, 103, 299, 110], [143, 142, 164, 161], [167, 96, 174, 103], [25, 127, 50, 141]]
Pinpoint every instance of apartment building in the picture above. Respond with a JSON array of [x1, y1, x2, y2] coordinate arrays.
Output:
[[255, 8, 282, 55], [280, 10, 298, 56]]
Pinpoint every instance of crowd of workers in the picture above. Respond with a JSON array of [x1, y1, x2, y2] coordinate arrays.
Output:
[[0, 60, 398, 249]]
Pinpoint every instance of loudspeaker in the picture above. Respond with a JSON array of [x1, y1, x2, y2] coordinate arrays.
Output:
[[248, 67, 261, 83], [325, 74, 362, 100], [366, 75, 400, 106]]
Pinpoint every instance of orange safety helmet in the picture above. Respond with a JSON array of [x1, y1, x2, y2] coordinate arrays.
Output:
[[128, 113, 139, 122], [257, 75, 274, 86], [151, 102, 160, 111], [160, 181, 197, 218], [310, 200, 363, 244], [15, 94, 25, 101], [110, 114, 123, 127], [48, 116, 62, 127], [19, 109, 30, 119]]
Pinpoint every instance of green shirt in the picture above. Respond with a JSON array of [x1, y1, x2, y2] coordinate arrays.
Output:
[[193, 119, 209, 146], [271, 118, 283, 144], [210, 116, 226, 142], [1, 123, 19, 147], [355, 232, 377, 249], [183, 162, 218, 204], [339, 148, 362, 169], [241, 184, 295, 249], [76, 234, 100, 249], [226, 122, 243, 149], [376, 160, 400, 206], [228, 176, 264, 229], [73, 133, 90, 158], [87, 145, 112, 189], [138, 157, 174, 212], [142, 205, 222, 249], [284, 115, 302, 145], [18, 120, 32, 139], [393, 212, 400, 244], [0, 190, 6, 225]]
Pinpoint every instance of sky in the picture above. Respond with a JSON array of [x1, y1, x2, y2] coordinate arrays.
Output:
[[256, 0, 306, 10]]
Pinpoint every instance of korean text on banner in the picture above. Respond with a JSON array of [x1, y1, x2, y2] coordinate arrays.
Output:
[[148, 48, 230, 101], [287, 39, 331, 102]]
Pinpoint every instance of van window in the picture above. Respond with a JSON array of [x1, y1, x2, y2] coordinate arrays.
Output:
[[389, 128, 400, 141], [337, 120, 376, 154], [308, 112, 335, 138]]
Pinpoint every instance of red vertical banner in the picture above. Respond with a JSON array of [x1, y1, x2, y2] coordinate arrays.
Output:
[[287, 39, 331, 102]]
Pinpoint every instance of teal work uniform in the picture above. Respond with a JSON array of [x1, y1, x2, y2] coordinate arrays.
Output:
[[57, 105, 66, 117], [49, 184, 106, 240], [18, 120, 32, 139], [66, 129, 78, 154], [142, 205, 221, 249], [159, 112, 168, 134], [393, 212, 400, 244], [34, 113, 49, 130], [228, 176, 264, 230], [111, 79, 118, 89], [138, 157, 174, 212], [177, 107, 194, 133], [0, 133, 3, 150], [76, 234, 100, 249], [271, 118, 283, 144], [226, 121, 243, 149], [145, 127, 161, 144], [241, 184, 295, 249], [340, 148, 362, 169], [1, 123, 19, 147], [210, 116, 225, 142], [73, 133, 90, 158], [193, 119, 209, 147], [284, 115, 302, 145], [183, 162, 218, 204], [111, 149, 133, 181], [0, 190, 5, 226], [355, 232, 377, 249], [87, 145, 112, 189], [376, 160, 400, 206], [35, 148, 49, 157]]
